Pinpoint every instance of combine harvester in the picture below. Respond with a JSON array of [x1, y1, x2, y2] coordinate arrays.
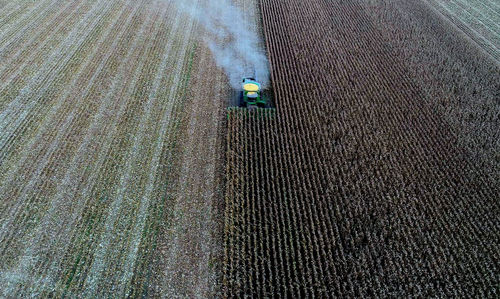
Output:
[[233, 74, 275, 109], [227, 76, 275, 119], [239, 77, 268, 108], [227, 70, 275, 120]]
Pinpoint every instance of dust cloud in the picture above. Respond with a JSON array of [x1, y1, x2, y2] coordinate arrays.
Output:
[[170, 0, 270, 89]]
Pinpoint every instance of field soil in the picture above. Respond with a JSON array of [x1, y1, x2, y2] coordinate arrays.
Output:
[[0, 0, 226, 296], [1, 0, 498, 297], [148, 43, 228, 298]]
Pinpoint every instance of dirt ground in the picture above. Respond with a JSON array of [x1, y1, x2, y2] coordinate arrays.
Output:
[[0, 0, 234, 296], [148, 43, 229, 298]]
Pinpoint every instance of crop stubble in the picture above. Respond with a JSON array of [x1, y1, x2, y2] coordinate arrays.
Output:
[[0, 0, 211, 296]]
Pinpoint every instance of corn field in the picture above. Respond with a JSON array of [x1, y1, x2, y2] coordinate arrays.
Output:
[[0, 0, 498, 297], [223, 0, 499, 297]]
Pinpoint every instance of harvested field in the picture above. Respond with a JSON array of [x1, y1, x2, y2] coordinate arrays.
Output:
[[1, 0, 499, 297], [0, 0, 225, 296], [426, 0, 500, 61], [223, 0, 499, 297]]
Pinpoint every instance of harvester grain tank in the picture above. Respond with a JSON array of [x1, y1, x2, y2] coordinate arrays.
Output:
[[239, 77, 268, 108]]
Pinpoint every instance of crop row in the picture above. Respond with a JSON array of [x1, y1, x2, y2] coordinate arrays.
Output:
[[425, 0, 500, 61], [223, 0, 499, 297], [354, 0, 500, 178], [0, 0, 200, 296], [0, 0, 87, 84], [0, 1, 150, 293], [0, 0, 133, 243], [0, 0, 111, 158]]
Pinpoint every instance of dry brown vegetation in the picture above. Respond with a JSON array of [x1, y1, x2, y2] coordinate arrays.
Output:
[[223, 0, 499, 297], [1, 0, 498, 297]]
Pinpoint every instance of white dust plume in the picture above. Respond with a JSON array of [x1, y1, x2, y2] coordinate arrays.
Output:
[[171, 0, 270, 89]]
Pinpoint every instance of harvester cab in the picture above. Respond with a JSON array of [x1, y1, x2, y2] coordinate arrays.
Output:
[[240, 77, 267, 108]]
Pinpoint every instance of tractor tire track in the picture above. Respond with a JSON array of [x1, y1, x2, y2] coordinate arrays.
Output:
[[0, 0, 133, 249], [5, 3, 158, 296], [0, 0, 115, 138], [0, 0, 85, 78], [81, 3, 197, 295]]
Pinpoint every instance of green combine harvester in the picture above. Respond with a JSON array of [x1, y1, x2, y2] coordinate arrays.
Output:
[[239, 77, 268, 108], [227, 76, 275, 119]]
